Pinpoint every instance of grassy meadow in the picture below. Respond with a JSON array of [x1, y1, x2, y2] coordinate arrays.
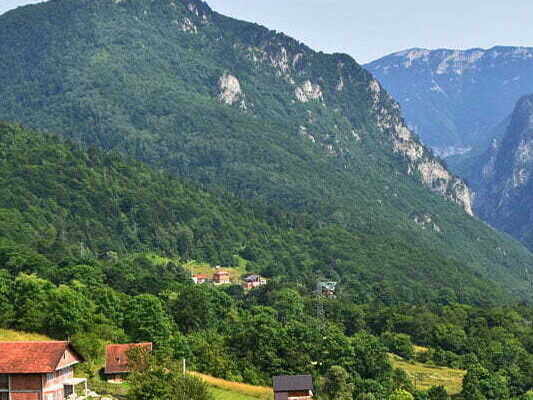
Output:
[[390, 354, 466, 394]]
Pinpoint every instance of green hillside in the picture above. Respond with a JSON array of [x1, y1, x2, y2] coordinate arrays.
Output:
[[0, 0, 532, 300], [1, 126, 533, 399], [0, 122, 511, 305]]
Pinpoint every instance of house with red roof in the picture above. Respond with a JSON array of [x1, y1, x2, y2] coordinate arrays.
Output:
[[104, 343, 153, 383], [0, 341, 86, 400], [192, 274, 209, 284]]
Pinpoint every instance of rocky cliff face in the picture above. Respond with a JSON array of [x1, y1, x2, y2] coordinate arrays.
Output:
[[366, 47, 533, 157], [368, 78, 473, 214], [224, 26, 473, 212], [472, 95, 533, 250]]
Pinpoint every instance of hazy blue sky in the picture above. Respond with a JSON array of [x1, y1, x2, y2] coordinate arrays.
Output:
[[2, 0, 532, 63]]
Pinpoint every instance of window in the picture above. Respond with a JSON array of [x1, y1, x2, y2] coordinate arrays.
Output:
[[47, 373, 55, 382], [0, 375, 7, 390], [0, 392, 8, 400]]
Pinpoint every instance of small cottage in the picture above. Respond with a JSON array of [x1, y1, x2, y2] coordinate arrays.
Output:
[[0, 341, 86, 400], [242, 274, 267, 291], [213, 270, 230, 285], [273, 375, 314, 400], [192, 274, 209, 284], [105, 343, 153, 383]]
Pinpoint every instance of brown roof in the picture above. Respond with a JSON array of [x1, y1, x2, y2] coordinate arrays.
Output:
[[105, 343, 152, 374], [273, 375, 313, 392], [0, 341, 82, 374]]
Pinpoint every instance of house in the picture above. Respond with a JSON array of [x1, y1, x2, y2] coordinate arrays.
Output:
[[192, 274, 209, 284], [213, 270, 230, 285], [241, 274, 267, 291], [273, 375, 314, 400], [0, 341, 86, 400], [104, 343, 153, 383]]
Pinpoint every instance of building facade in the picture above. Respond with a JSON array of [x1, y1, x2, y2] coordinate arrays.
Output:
[[0, 341, 86, 400], [192, 274, 209, 284], [213, 271, 230, 285], [242, 275, 267, 291]]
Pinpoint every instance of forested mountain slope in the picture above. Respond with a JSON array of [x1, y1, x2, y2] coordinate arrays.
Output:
[[0, 122, 513, 306], [366, 47, 533, 157], [1, 0, 533, 299]]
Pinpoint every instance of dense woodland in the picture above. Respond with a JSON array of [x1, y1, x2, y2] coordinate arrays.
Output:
[[1, 123, 533, 399]]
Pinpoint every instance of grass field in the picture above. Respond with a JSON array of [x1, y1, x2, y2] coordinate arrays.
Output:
[[210, 387, 265, 400], [192, 372, 272, 400], [184, 255, 250, 281], [390, 354, 466, 394], [0, 329, 52, 341]]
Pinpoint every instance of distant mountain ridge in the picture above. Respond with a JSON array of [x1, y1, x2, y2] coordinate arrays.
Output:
[[1, 0, 533, 300], [366, 46, 533, 157]]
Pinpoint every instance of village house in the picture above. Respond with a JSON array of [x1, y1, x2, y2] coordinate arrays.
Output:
[[213, 270, 230, 285], [0, 341, 87, 400], [104, 343, 153, 383], [192, 274, 209, 284], [273, 375, 314, 400], [241, 274, 267, 291]]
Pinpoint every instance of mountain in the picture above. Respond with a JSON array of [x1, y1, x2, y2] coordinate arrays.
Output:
[[1, 0, 533, 300], [0, 121, 514, 306], [464, 95, 533, 252], [366, 47, 533, 157]]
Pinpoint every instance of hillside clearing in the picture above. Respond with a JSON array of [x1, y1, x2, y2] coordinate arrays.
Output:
[[390, 354, 466, 394], [192, 372, 272, 399], [210, 387, 264, 400], [184, 256, 249, 280], [0, 329, 52, 341]]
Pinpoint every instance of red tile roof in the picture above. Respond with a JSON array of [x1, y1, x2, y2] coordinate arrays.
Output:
[[194, 274, 209, 279], [105, 343, 153, 374], [0, 341, 82, 374]]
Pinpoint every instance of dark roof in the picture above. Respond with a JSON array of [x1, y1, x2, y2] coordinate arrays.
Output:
[[105, 343, 152, 374], [273, 375, 313, 392], [0, 341, 83, 374], [244, 274, 262, 281]]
